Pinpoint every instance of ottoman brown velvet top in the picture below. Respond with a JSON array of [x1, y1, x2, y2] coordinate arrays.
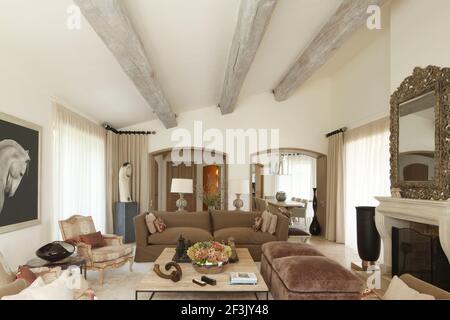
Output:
[[272, 256, 364, 294], [262, 242, 324, 261]]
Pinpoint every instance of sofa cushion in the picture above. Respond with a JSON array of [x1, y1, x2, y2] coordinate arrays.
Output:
[[262, 242, 324, 261], [272, 256, 364, 294], [214, 227, 277, 245], [211, 211, 261, 230], [92, 245, 133, 263], [153, 212, 211, 231], [147, 227, 213, 245]]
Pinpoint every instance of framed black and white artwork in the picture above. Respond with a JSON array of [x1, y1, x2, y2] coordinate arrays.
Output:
[[0, 112, 41, 234]]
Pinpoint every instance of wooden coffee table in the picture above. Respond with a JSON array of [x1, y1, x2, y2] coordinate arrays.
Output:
[[135, 248, 269, 300]]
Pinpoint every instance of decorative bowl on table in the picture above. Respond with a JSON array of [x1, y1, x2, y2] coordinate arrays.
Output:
[[36, 241, 75, 262], [276, 191, 286, 202], [187, 241, 232, 274]]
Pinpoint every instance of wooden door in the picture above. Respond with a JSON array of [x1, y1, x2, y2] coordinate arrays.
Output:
[[255, 164, 264, 198], [166, 162, 196, 212], [202, 165, 220, 210]]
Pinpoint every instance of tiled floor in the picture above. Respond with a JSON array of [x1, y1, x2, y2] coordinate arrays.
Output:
[[300, 236, 359, 269]]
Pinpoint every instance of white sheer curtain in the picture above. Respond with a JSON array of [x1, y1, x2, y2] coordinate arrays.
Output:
[[344, 118, 390, 251], [53, 103, 106, 238], [276, 155, 317, 201]]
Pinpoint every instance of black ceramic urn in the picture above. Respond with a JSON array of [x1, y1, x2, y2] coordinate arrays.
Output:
[[309, 188, 321, 235], [356, 206, 381, 269]]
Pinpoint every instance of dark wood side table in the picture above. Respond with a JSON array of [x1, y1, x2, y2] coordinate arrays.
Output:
[[25, 255, 87, 279]]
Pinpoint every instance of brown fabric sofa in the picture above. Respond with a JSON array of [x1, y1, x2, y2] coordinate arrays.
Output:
[[261, 242, 365, 300], [134, 210, 289, 262]]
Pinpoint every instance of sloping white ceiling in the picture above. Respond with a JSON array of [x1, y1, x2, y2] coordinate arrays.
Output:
[[0, 0, 343, 127]]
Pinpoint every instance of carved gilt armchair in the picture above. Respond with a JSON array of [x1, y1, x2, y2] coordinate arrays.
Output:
[[59, 215, 134, 285]]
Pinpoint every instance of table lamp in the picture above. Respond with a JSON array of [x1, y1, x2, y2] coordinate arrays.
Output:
[[230, 179, 249, 211], [171, 178, 193, 212]]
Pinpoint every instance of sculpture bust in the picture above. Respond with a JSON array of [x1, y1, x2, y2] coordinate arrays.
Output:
[[119, 162, 132, 202]]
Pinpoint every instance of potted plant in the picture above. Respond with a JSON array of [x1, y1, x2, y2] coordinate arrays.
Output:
[[201, 191, 221, 211], [197, 180, 221, 211], [187, 241, 232, 274]]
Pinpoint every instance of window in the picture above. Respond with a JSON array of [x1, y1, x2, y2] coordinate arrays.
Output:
[[276, 154, 317, 201], [344, 118, 390, 251], [53, 104, 106, 237]]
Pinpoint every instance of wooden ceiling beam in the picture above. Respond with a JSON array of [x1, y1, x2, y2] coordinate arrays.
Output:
[[219, 0, 277, 115], [74, 0, 177, 128], [273, 0, 388, 101]]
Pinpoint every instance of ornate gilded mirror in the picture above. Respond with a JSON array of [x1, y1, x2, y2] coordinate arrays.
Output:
[[390, 66, 450, 200]]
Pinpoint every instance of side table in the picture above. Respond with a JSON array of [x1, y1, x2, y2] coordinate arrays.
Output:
[[25, 255, 87, 279]]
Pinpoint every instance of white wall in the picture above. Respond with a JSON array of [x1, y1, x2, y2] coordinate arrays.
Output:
[[391, 0, 450, 91], [326, 6, 391, 130], [0, 63, 54, 268], [122, 77, 333, 210]]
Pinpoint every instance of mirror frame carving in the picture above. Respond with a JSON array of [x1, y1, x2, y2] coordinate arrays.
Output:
[[390, 65, 450, 200]]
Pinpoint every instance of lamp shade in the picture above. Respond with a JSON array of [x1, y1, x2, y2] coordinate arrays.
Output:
[[170, 178, 193, 194], [229, 179, 249, 194]]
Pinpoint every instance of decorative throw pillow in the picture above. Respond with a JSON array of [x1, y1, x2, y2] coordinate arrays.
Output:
[[268, 214, 278, 235], [16, 266, 37, 285], [145, 213, 157, 234], [65, 237, 80, 246], [154, 218, 167, 233], [252, 217, 263, 231], [382, 276, 435, 300], [79, 231, 106, 248], [261, 211, 271, 233]]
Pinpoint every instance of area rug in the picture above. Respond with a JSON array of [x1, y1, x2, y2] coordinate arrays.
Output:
[[91, 262, 263, 300]]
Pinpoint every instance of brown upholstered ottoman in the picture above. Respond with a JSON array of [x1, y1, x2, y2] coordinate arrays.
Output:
[[270, 256, 364, 300], [261, 242, 324, 287]]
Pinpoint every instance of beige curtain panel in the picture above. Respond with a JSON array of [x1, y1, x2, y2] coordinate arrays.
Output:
[[53, 103, 107, 236], [325, 131, 345, 243], [106, 132, 149, 234]]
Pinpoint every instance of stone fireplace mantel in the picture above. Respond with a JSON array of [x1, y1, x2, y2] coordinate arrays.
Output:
[[375, 197, 450, 273]]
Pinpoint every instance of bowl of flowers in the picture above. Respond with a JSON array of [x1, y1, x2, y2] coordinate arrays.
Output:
[[187, 241, 232, 274]]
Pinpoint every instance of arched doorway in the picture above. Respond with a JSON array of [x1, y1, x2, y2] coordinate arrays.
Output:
[[249, 148, 327, 234], [149, 147, 228, 212]]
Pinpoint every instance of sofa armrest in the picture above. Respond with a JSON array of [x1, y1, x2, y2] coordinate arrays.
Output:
[[0, 279, 28, 299], [103, 234, 123, 246], [134, 213, 149, 247], [274, 211, 289, 241]]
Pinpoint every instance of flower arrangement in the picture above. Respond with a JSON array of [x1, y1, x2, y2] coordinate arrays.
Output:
[[187, 241, 232, 267]]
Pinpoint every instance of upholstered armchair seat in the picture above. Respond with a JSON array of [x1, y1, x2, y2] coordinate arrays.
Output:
[[59, 215, 134, 284], [91, 245, 133, 263]]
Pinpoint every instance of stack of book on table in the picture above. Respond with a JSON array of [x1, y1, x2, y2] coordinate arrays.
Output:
[[229, 272, 258, 285]]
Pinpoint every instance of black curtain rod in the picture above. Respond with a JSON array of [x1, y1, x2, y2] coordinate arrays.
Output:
[[281, 153, 303, 156], [326, 127, 347, 138], [104, 124, 156, 135]]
